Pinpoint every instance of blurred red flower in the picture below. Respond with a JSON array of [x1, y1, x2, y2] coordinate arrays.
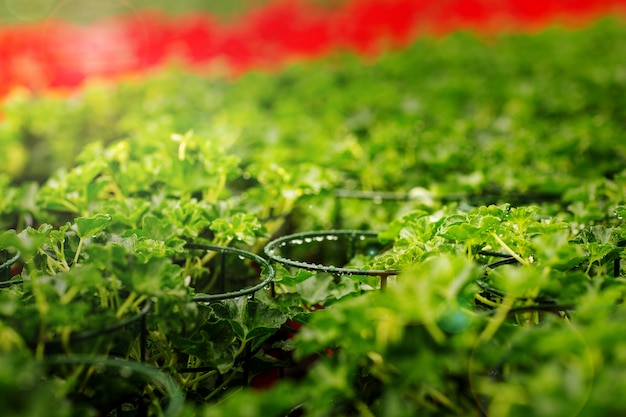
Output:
[[0, 0, 624, 99]]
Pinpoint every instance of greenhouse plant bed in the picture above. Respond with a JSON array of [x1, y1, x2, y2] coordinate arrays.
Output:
[[1, 4, 626, 416]]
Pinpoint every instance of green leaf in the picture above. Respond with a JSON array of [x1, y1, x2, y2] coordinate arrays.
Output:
[[488, 264, 548, 298], [295, 274, 335, 305], [272, 264, 314, 286], [214, 297, 249, 340], [0, 226, 49, 258], [440, 222, 482, 241], [246, 301, 287, 350], [531, 231, 586, 270], [112, 255, 183, 296], [168, 319, 239, 374], [74, 214, 112, 239], [210, 213, 267, 245]]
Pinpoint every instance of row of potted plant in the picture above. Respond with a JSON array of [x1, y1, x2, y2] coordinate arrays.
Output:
[[1, 17, 626, 416]]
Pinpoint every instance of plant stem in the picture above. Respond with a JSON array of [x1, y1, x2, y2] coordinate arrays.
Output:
[[73, 237, 85, 266], [206, 171, 227, 204], [423, 384, 460, 414], [490, 233, 527, 266], [204, 369, 238, 402], [39, 248, 66, 274], [425, 319, 446, 345], [475, 293, 500, 308], [187, 369, 218, 389], [479, 295, 515, 343], [116, 292, 138, 319], [56, 238, 70, 271], [233, 338, 248, 360], [31, 273, 50, 360], [355, 400, 376, 417], [60, 286, 79, 304]]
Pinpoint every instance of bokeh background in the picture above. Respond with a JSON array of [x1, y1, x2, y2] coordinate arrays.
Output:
[[2, 0, 625, 99]]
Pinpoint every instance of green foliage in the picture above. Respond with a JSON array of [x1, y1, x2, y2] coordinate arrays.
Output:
[[1, 17, 626, 417]]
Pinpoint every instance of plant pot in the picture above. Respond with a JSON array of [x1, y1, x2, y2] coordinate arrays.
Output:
[[152, 243, 277, 399], [264, 229, 399, 290], [255, 230, 401, 389], [185, 243, 275, 302]]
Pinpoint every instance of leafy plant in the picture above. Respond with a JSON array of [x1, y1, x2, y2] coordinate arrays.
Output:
[[1, 16, 626, 417]]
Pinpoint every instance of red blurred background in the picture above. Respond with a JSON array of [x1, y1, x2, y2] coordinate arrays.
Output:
[[1, 0, 625, 98]]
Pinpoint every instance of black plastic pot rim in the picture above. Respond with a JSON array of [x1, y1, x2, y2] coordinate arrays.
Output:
[[70, 298, 152, 343], [1, 250, 22, 286], [0, 251, 20, 271], [264, 229, 400, 277], [475, 278, 561, 304], [40, 297, 153, 347], [333, 189, 563, 204], [44, 354, 184, 417], [0, 278, 24, 288], [185, 243, 275, 302]]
